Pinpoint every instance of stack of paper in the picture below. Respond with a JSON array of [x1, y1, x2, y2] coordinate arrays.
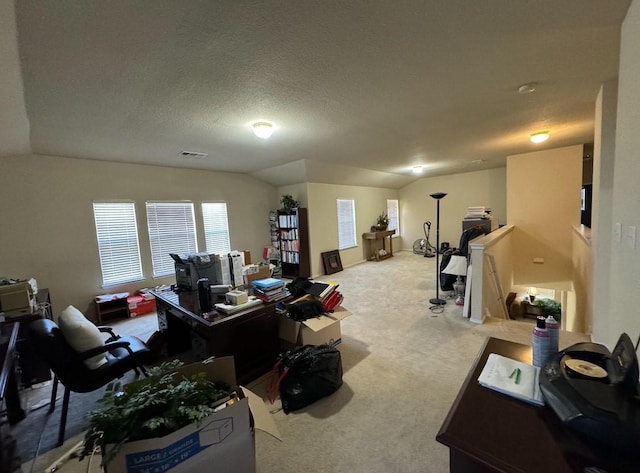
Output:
[[214, 296, 263, 314], [477, 353, 544, 406], [465, 206, 489, 219]]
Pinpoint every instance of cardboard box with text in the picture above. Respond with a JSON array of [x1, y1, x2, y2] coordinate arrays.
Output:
[[104, 357, 280, 473]]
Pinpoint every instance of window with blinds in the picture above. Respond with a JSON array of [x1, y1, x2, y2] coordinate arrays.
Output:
[[92, 202, 144, 286], [146, 201, 198, 277], [387, 199, 400, 236], [337, 199, 357, 249], [202, 202, 231, 255]]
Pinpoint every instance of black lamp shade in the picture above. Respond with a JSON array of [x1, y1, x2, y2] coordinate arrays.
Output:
[[430, 192, 447, 200]]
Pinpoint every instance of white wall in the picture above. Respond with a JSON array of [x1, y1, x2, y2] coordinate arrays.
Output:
[[606, 0, 640, 347], [398, 168, 506, 252], [0, 154, 277, 319], [591, 79, 618, 344], [0, 0, 30, 156]]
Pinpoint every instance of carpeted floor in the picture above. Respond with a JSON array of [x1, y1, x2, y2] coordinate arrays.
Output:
[[16, 251, 589, 473]]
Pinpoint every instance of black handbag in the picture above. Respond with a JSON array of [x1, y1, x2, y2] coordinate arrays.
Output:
[[268, 344, 343, 414]]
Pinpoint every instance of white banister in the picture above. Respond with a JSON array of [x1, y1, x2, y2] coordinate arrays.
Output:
[[469, 225, 515, 323]]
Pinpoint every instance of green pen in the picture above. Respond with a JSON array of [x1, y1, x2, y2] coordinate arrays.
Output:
[[514, 368, 521, 384]]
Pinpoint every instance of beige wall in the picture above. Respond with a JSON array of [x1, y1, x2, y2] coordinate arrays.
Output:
[[506, 145, 582, 286], [306, 183, 398, 276], [0, 154, 277, 319], [570, 229, 593, 333], [605, 0, 640, 348], [398, 168, 506, 252], [591, 80, 618, 344]]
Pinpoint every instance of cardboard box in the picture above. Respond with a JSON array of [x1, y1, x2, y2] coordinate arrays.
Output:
[[278, 306, 351, 348], [127, 294, 157, 318], [105, 357, 280, 473], [243, 265, 271, 289]]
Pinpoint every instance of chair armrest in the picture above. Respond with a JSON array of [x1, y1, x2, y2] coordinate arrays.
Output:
[[97, 326, 120, 341], [77, 339, 131, 361]]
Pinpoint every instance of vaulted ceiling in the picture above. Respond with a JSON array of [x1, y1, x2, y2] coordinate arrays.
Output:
[[0, 1, 631, 188]]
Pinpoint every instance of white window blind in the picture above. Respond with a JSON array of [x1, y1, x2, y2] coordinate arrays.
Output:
[[202, 202, 231, 255], [146, 201, 198, 277], [92, 202, 143, 286], [337, 199, 357, 249], [387, 199, 400, 236]]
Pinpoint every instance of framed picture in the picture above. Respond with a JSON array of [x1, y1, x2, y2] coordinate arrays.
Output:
[[321, 250, 343, 275]]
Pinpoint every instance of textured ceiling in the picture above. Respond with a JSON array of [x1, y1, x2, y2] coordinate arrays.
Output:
[[2, 0, 631, 188]]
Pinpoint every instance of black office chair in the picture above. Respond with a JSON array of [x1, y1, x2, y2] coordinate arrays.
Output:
[[28, 319, 151, 446]]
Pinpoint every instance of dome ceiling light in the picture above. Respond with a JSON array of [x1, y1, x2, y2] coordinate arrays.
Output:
[[518, 82, 537, 94], [252, 122, 274, 139], [530, 131, 550, 144]]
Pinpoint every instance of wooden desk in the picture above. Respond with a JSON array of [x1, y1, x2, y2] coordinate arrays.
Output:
[[0, 322, 22, 471], [436, 337, 639, 473], [152, 289, 280, 385], [4, 289, 53, 387], [362, 229, 395, 261]]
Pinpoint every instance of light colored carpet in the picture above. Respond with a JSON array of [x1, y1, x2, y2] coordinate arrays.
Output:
[[20, 251, 589, 473]]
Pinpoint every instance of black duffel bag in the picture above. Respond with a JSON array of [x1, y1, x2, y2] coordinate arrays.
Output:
[[269, 344, 343, 414]]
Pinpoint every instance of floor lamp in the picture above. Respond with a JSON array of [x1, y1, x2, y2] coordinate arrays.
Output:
[[429, 192, 447, 309]]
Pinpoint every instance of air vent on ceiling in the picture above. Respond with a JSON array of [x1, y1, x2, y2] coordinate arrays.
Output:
[[179, 150, 208, 158]]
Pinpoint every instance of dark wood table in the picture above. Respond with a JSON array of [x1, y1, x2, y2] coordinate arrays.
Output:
[[0, 322, 22, 472], [436, 337, 640, 473], [152, 289, 280, 385], [362, 229, 395, 261]]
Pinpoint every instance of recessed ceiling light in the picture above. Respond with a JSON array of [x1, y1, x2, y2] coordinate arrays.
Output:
[[471, 159, 484, 164], [253, 122, 274, 139], [518, 82, 537, 94], [530, 131, 550, 144], [412, 165, 423, 174]]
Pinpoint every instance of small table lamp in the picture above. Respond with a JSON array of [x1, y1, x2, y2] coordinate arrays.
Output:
[[443, 255, 468, 306]]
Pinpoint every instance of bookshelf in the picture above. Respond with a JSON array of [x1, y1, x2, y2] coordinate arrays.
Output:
[[277, 207, 310, 279]]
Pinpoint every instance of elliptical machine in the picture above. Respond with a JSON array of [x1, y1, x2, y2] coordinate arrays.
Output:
[[413, 221, 436, 257]]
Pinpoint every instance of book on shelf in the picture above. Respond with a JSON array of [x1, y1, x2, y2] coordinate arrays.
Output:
[[477, 353, 544, 407]]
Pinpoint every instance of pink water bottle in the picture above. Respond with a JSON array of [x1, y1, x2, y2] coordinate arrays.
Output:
[[532, 316, 550, 367]]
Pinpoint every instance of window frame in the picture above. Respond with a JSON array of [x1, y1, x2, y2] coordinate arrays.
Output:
[[92, 201, 144, 287], [337, 198, 357, 250], [146, 201, 198, 278], [201, 201, 231, 255], [387, 199, 400, 237]]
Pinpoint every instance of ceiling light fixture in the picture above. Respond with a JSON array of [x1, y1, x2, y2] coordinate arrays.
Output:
[[530, 131, 550, 144], [412, 165, 423, 174], [252, 122, 274, 139], [518, 82, 537, 94]]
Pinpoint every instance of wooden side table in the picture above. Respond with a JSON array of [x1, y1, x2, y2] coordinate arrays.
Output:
[[362, 229, 396, 261]]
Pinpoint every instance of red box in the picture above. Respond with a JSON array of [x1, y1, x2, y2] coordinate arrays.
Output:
[[127, 295, 156, 318]]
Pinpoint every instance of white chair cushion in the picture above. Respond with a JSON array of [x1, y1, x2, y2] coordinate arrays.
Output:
[[58, 305, 108, 369]]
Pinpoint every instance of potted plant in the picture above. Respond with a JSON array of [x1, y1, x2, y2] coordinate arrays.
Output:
[[533, 298, 562, 322], [373, 212, 389, 231], [81, 358, 233, 466], [280, 194, 300, 212]]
